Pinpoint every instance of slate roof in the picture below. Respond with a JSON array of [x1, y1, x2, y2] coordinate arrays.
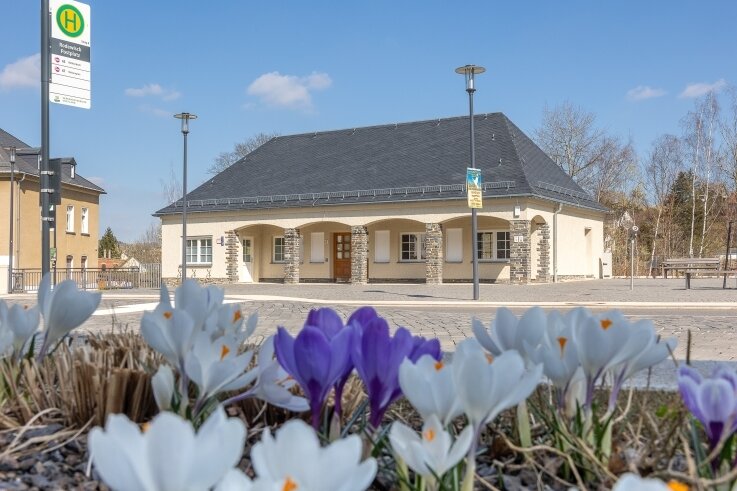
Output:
[[0, 128, 105, 194], [155, 113, 605, 216]]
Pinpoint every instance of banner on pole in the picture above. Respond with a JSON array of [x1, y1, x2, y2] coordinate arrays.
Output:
[[466, 167, 482, 209]]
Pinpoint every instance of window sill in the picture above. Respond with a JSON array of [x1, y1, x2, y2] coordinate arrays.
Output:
[[81, 233, 90, 237], [271, 261, 287, 264], [186, 263, 213, 267], [309, 261, 326, 264], [398, 260, 426, 264], [445, 260, 464, 264], [66, 231, 75, 235], [373, 261, 390, 264], [477, 260, 510, 264]]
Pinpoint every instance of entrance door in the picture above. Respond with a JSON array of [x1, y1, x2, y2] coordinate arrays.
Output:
[[239, 237, 254, 283], [333, 233, 351, 282]]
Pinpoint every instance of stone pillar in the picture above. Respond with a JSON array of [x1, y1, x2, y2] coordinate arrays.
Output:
[[425, 223, 443, 284], [284, 228, 300, 285], [225, 230, 239, 283], [537, 223, 551, 283], [510, 220, 531, 284], [350, 226, 368, 285]]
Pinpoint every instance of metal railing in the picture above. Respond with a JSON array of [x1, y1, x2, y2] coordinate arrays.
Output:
[[11, 264, 161, 293]]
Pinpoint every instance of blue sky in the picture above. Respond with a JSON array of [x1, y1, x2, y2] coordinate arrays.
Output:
[[2, 1, 736, 241]]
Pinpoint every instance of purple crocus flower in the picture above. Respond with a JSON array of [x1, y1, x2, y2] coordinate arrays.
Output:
[[678, 364, 737, 450], [274, 323, 353, 429], [352, 315, 442, 429], [303, 308, 355, 417]]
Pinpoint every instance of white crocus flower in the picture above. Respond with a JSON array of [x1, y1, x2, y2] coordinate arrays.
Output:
[[174, 280, 224, 332], [214, 469, 253, 491], [539, 312, 580, 391], [398, 355, 462, 426], [185, 331, 257, 410], [142, 307, 196, 371], [389, 415, 473, 484], [7, 303, 41, 356], [210, 305, 257, 344], [611, 473, 685, 491], [570, 309, 630, 387], [89, 406, 245, 491], [251, 419, 377, 491], [452, 339, 542, 429], [151, 365, 176, 412], [472, 307, 546, 363], [37, 274, 101, 359]]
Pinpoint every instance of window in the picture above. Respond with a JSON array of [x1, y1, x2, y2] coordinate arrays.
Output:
[[81, 256, 88, 270], [477, 231, 511, 261], [66, 205, 74, 232], [81, 208, 89, 234], [242, 239, 252, 262], [273, 236, 286, 263], [186, 237, 212, 264], [400, 233, 426, 261], [446, 228, 463, 262]]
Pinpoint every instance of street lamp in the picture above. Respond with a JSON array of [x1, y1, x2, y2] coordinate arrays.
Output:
[[174, 112, 197, 282], [3, 146, 16, 293], [455, 64, 485, 301]]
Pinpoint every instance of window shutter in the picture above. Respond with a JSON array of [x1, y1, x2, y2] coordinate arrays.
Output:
[[310, 232, 324, 262], [446, 228, 463, 262], [374, 230, 390, 262]]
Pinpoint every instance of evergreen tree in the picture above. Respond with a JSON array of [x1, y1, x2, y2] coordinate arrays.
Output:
[[98, 227, 121, 259]]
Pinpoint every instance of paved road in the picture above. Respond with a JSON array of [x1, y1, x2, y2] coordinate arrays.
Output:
[[3, 278, 735, 389]]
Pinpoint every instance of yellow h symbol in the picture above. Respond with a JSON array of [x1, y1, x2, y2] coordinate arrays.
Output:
[[62, 10, 79, 32]]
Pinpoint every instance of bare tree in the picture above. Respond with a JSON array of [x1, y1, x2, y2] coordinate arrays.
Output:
[[123, 222, 162, 264], [720, 87, 737, 194], [207, 132, 279, 175], [645, 134, 683, 267], [535, 101, 635, 200], [160, 165, 182, 205]]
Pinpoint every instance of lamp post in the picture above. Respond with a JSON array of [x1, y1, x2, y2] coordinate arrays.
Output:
[[4, 146, 15, 293], [455, 64, 485, 301], [174, 112, 197, 282]]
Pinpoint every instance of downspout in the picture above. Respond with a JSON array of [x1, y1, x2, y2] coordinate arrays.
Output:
[[16, 173, 27, 270], [553, 203, 562, 283]]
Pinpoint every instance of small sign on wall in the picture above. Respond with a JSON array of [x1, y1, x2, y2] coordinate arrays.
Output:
[[513, 235, 524, 243]]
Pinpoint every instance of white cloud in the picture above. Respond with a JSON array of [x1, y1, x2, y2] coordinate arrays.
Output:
[[626, 85, 666, 101], [247, 71, 332, 109], [679, 78, 727, 98], [0, 53, 40, 90], [124, 83, 181, 101]]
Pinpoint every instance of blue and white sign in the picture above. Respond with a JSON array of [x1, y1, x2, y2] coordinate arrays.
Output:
[[466, 167, 482, 209]]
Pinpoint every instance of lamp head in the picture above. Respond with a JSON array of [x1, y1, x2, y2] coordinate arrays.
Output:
[[455, 64, 486, 92], [174, 112, 198, 134]]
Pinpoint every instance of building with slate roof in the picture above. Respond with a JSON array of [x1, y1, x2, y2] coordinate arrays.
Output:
[[155, 114, 606, 284], [0, 128, 105, 282]]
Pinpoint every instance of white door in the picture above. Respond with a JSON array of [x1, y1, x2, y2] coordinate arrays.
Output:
[[239, 237, 254, 282]]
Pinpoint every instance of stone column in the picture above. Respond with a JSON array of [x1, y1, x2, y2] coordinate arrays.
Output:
[[537, 223, 551, 283], [350, 226, 368, 285], [425, 223, 443, 284], [284, 228, 300, 285], [510, 220, 531, 284], [225, 230, 239, 283]]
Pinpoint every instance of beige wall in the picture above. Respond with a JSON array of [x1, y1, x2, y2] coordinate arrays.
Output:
[[160, 197, 606, 281], [0, 176, 101, 270]]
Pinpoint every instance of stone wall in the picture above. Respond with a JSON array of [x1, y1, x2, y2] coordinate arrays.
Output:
[[510, 220, 530, 284], [284, 228, 300, 285], [350, 226, 368, 284], [225, 230, 239, 283], [162, 277, 229, 287], [537, 223, 551, 283], [425, 223, 443, 284]]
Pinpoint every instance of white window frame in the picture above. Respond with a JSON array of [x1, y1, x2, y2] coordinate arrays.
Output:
[[273, 236, 286, 263], [445, 228, 463, 263], [81, 207, 89, 234], [186, 237, 213, 265], [476, 230, 511, 262], [66, 205, 74, 233], [374, 230, 390, 263], [399, 232, 426, 262]]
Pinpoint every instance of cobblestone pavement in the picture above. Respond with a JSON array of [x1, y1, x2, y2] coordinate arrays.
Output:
[[3, 277, 736, 389]]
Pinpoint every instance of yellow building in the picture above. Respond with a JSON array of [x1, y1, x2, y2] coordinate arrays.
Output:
[[0, 128, 105, 280]]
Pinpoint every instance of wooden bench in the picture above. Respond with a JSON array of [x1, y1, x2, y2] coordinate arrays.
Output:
[[661, 258, 735, 289]]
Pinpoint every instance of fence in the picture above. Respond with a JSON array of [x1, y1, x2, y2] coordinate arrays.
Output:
[[11, 264, 161, 293]]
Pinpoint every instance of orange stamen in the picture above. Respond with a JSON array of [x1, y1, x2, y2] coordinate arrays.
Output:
[[600, 319, 612, 330], [667, 481, 688, 491], [220, 345, 230, 360], [141, 422, 151, 433], [233, 310, 242, 323], [163, 311, 172, 319], [282, 477, 298, 491], [434, 361, 444, 371], [485, 354, 494, 364], [557, 336, 568, 357], [423, 429, 436, 442]]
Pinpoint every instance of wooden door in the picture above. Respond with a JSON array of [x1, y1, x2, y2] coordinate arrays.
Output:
[[333, 233, 352, 282]]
